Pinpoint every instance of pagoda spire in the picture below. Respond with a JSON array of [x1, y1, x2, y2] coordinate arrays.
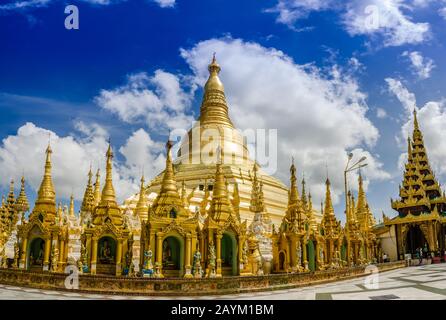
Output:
[[135, 173, 148, 221], [289, 158, 300, 205], [32, 142, 57, 222], [15, 175, 29, 213], [301, 175, 308, 212], [93, 168, 101, 206], [69, 194, 75, 218], [150, 140, 185, 217], [324, 178, 335, 217], [355, 172, 367, 223], [81, 166, 95, 213], [100, 142, 117, 206], [160, 140, 179, 195], [36, 142, 56, 205], [199, 54, 233, 127], [181, 180, 189, 209], [209, 147, 235, 222], [250, 163, 265, 213], [6, 179, 15, 211]]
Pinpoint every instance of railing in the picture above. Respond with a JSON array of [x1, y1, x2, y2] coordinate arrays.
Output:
[[0, 261, 406, 296]]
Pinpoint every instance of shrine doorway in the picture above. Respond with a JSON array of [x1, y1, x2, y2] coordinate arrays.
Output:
[[405, 225, 428, 256], [221, 232, 237, 276], [307, 240, 316, 272], [97, 236, 117, 275], [162, 235, 183, 277], [341, 239, 347, 262], [27, 237, 45, 270], [278, 251, 286, 271]]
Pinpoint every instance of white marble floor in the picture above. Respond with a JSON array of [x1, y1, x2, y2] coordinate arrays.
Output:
[[0, 263, 445, 300]]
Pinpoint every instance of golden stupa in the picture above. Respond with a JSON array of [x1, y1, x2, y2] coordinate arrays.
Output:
[[123, 55, 322, 227]]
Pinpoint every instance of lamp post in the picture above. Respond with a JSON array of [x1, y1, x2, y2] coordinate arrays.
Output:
[[344, 154, 368, 217], [344, 153, 367, 266]]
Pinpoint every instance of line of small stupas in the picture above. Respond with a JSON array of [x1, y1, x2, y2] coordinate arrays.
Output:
[[0, 139, 378, 277]]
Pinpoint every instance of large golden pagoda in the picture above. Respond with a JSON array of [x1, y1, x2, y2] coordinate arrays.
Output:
[[122, 56, 316, 228], [387, 109, 446, 258]]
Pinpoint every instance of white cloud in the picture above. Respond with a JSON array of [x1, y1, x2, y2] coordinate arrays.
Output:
[[439, 7, 446, 20], [94, 70, 195, 134], [385, 78, 416, 114], [265, 0, 334, 27], [386, 79, 446, 178], [180, 37, 390, 207], [153, 0, 175, 8], [0, 0, 172, 12], [0, 122, 163, 204], [0, 0, 51, 10], [402, 51, 435, 80], [343, 0, 430, 47], [376, 108, 387, 118]]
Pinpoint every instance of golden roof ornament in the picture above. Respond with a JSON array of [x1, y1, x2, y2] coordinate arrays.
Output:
[[15, 175, 29, 213], [150, 139, 186, 217], [288, 158, 300, 206], [31, 142, 57, 223], [100, 142, 117, 206], [69, 194, 75, 218], [135, 173, 148, 221], [199, 54, 233, 127], [208, 147, 235, 222], [81, 166, 95, 213], [93, 168, 101, 206], [250, 163, 265, 213]]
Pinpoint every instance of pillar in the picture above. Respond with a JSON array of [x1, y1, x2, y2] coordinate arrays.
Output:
[[184, 234, 192, 278], [58, 240, 65, 268], [156, 232, 164, 277], [216, 233, 222, 277], [302, 239, 308, 271], [116, 240, 122, 276], [90, 237, 98, 275], [19, 237, 28, 269], [290, 236, 297, 271], [43, 238, 51, 271]]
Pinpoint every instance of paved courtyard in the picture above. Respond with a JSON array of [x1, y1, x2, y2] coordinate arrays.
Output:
[[0, 263, 445, 300]]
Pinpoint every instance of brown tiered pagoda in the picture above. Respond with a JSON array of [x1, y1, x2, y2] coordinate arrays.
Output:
[[387, 109, 446, 259]]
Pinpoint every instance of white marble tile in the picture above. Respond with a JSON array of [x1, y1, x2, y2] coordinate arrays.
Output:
[[331, 287, 445, 300]]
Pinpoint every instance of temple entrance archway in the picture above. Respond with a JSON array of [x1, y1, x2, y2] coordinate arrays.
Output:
[[97, 236, 117, 275], [405, 225, 428, 256], [27, 237, 45, 270], [221, 232, 237, 276], [307, 240, 316, 272], [162, 235, 183, 277]]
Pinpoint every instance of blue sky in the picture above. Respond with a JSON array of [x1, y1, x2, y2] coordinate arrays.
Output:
[[1, 0, 446, 221]]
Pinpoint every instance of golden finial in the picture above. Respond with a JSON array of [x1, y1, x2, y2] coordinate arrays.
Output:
[[34, 141, 56, 220], [159, 139, 178, 194], [136, 172, 148, 221], [69, 194, 75, 218], [100, 141, 117, 206], [289, 158, 299, 205], [15, 174, 29, 213], [93, 168, 101, 206], [250, 162, 265, 213], [208, 52, 221, 75]]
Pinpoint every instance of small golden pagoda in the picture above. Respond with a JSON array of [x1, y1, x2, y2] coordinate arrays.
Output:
[[272, 161, 307, 273], [319, 178, 342, 269], [387, 109, 446, 258], [82, 143, 131, 276], [201, 148, 247, 277], [141, 140, 199, 278], [354, 173, 377, 263], [17, 143, 69, 271]]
